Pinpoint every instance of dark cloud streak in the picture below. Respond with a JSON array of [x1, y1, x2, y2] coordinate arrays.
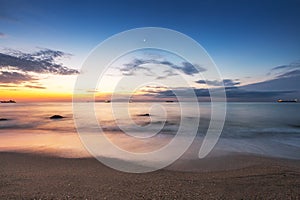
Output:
[[271, 62, 300, 71], [24, 85, 46, 89], [0, 71, 35, 84]]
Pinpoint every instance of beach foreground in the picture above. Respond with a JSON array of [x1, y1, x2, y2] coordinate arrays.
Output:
[[1, 152, 300, 199]]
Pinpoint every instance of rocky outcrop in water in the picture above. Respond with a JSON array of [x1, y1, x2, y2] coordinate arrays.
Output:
[[50, 115, 64, 119], [137, 113, 150, 117]]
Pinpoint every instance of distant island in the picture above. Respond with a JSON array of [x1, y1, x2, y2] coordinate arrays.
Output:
[[0, 100, 16, 103], [277, 99, 298, 103]]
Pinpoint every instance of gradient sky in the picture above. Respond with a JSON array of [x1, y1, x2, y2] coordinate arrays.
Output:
[[1, 0, 300, 101]]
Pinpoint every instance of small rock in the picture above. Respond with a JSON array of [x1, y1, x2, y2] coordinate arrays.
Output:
[[50, 115, 64, 119], [138, 113, 150, 117], [0, 118, 8, 121]]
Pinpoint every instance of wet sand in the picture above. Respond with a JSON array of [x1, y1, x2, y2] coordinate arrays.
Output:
[[1, 152, 300, 199]]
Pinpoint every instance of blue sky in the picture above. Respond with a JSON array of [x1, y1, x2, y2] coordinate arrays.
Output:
[[0, 0, 300, 101]]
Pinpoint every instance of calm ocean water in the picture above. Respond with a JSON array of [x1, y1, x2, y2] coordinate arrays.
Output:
[[0, 102, 300, 160]]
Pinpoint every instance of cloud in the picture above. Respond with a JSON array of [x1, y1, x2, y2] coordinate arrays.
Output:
[[0, 84, 18, 88], [242, 74, 300, 92], [268, 61, 300, 78], [120, 58, 206, 76], [224, 87, 294, 99], [136, 85, 295, 102], [24, 85, 46, 89], [154, 89, 176, 98], [0, 71, 35, 84], [0, 48, 78, 88], [156, 69, 178, 79], [196, 79, 240, 87], [147, 87, 211, 99], [195, 80, 206, 84], [172, 62, 203, 75], [0, 49, 78, 75], [244, 61, 300, 93], [0, 32, 6, 38], [276, 69, 300, 78], [137, 85, 168, 94], [271, 62, 300, 71], [135, 61, 300, 102], [231, 61, 300, 100], [272, 65, 290, 71], [223, 79, 240, 86], [120, 59, 148, 76]]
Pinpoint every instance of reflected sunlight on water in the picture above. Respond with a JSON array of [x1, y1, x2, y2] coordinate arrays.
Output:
[[0, 102, 300, 160]]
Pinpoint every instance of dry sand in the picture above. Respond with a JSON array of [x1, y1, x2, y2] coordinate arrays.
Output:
[[1, 152, 300, 199]]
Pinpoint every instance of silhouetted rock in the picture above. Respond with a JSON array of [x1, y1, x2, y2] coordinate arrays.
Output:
[[137, 113, 150, 117], [0, 118, 8, 121], [0, 100, 16, 103], [50, 115, 64, 119]]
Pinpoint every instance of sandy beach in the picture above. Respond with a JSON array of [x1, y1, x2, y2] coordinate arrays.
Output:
[[1, 152, 300, 199]]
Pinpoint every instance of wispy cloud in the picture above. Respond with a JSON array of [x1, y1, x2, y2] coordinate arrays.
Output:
[[276, 69, 300, 78], [156, 69, 178, 79], [24, 85, 46, 89], [268, 61, 300, 78], [137, 85, 168, 94], [271, 62, 300, 71], [120, 58, 206, 77], [196, 79, 240, 87], [0, 84, 17, 88]]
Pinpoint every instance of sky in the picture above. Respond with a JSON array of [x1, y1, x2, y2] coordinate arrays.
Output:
[[0, 0, 300, 102]]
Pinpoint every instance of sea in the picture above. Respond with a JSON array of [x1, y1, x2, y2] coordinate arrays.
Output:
[[1, 102, 300, 163]]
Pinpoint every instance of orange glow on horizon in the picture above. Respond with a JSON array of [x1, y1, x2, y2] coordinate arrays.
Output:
[[0, 82, 171, 102], [0, 89, 118, 102], [0, 90, 72, 102]]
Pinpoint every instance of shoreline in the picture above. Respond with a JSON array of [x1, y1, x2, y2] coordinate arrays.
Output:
[[1, 151, 300, 199]]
